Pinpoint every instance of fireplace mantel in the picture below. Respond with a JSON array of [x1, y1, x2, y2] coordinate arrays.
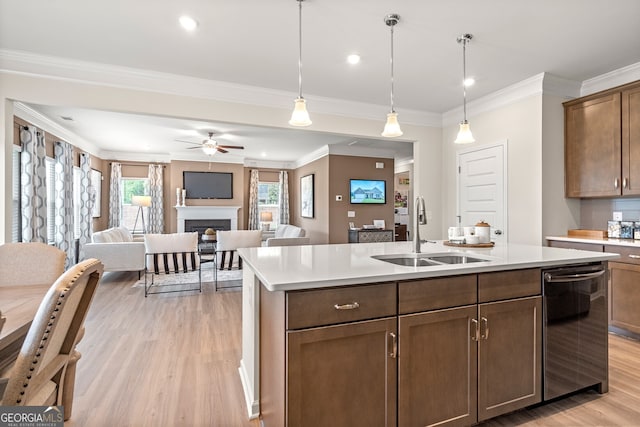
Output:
[[176, 206, 241, 232]]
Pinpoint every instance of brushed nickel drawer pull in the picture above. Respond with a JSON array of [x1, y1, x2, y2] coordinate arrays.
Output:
[[470, 318, 479, 341], [480, 317, 489, 340], [334, 302, 360, 310], [623, 177, 629, 189], [389, 332, 398, 358], [628, 254, 640, 259], [614, 178, 620, 189]]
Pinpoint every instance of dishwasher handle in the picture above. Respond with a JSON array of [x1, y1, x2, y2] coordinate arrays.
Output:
[[544, 269, 605, 283]]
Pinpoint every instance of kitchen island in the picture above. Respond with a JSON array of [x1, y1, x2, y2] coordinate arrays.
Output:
[[237, 241, 618, 425]]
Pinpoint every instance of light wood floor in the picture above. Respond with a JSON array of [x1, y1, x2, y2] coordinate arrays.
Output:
[[67, 272, 640, 426]]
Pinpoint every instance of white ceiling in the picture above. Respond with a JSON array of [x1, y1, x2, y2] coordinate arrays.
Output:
[[2, 0, 640, 163]]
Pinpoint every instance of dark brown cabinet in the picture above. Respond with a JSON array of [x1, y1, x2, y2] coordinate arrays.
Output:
[[398, 306, 478, 427], [564, 80, 640, 198], [397, 270, 542, 427], [261, 270, 543, 427], [478, 296, 542, 421]]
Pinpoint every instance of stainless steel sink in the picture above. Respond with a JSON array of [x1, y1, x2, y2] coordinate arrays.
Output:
[[371, 252, 490, 267]]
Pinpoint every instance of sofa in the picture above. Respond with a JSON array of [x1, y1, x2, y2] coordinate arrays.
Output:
[[83, 227, 145, 274], [265, 224, 309, 247]]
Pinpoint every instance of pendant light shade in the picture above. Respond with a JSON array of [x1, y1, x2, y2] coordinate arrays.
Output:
[[454, 33, 475, 144], [202, 142, 218, 156], [289, 0, 312, 127], [381, 14, 402, 137]]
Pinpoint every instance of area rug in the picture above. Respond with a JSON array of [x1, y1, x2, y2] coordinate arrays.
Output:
[[132, 267, 242, 291]]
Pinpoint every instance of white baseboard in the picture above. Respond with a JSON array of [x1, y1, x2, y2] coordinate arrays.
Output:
[[238, 361, 259, 419]]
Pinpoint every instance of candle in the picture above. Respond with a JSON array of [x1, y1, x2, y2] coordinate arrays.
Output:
[[176, 188, 181, 206], [181, 189, 187, 206]]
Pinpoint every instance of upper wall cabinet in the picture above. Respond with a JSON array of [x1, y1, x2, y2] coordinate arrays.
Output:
[[564, 80, 640, 198]]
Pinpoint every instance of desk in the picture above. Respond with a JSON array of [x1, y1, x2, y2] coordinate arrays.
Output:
[[0, 284, 50, 372]]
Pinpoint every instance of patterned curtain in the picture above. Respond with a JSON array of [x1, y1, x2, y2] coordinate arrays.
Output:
[[108, 162, 122, 228], [147, 164, 164, 233], [20, 126, 48, 243], [54, 141, 76, 268], [279, 170, 290, 225], [248, 169, 260, 230], [78, 153, 93, 261]]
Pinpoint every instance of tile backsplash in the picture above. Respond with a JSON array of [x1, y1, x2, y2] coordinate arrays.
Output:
[[580, 198, 640, 230]]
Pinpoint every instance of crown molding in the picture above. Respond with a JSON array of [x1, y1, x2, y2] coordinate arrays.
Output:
[[13, 102, 103, 157], [243, 158, 295, 169], [442, 72, 581, 127], [580, 61, 640, 96], [293, 145, 330, 169], [0, 49, 441, 128]]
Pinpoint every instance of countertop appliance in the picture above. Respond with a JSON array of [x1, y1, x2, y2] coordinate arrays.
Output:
[[542, 262, 608, 401]]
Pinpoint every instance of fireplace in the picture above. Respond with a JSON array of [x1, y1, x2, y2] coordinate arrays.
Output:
[[176, 206, 241, 233], [184, 219, 231, 240]]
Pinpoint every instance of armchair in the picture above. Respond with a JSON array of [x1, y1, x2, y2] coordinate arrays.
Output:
[[265, 224, 308, 247], [216, 230, 262, 270]]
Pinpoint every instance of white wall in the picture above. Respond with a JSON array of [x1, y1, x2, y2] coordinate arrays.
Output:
[[0, 72, 442, 243], [443, 95, 544, 245]]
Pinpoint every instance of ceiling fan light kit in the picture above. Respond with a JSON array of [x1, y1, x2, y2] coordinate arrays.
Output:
[[289, 0, 312, 127], [454, 33, 475, 144]]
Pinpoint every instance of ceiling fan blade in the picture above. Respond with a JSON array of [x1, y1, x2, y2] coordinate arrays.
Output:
[[175, 138, 201, 145], [186, 146, 202, 150], [217, 145, 244, 149], [216, 147, 229, 154]]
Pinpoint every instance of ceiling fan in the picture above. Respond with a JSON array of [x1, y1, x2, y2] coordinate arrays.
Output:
[[179, 132, 244, 156]]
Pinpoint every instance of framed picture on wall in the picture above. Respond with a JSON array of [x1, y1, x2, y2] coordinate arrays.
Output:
[[301, 174, 314, 218], [90, 169, 102, 218]]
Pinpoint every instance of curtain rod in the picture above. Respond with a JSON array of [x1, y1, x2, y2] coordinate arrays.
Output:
[[109, 162, 166, 167]]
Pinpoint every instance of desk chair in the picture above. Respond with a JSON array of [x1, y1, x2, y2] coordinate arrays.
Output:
[[0, 259, 103, 421]]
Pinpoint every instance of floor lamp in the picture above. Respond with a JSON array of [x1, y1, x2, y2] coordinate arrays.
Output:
[[131, 195, 151, 234]]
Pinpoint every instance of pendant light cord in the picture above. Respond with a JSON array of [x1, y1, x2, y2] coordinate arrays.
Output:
[[461, 37, 468, 121], [297, 0, 303, 99], [389, 23, 395, 113]]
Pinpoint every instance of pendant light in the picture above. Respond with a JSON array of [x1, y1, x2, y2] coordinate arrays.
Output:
[[289, 0, 312, 127], [454, 33, 475, 144], [381, 14, 403, 137]]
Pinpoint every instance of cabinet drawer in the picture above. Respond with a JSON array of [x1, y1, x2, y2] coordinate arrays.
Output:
[[287, 282, 396, 330], [399, 275, 477, 314], [605, 245, 640, 265], [478, 269, 541, 303]]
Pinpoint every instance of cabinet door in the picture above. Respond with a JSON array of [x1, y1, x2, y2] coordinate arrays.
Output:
[[287, 317, 397, 427], [609, 262, 640, 334], [478, 296, 542, 421], [622, 84, 640, 195], [398, 306, 478, 427], [565, 93, 621, 197]]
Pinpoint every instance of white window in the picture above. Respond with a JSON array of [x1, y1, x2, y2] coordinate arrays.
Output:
[[121, 177, 149, 233], [257, 181, 280, 231]]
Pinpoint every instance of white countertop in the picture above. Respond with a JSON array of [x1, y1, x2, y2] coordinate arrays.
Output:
[[546, 235, 640, 248], [238, 241, 619, 292]]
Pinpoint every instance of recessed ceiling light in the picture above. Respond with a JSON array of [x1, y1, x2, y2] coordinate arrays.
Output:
[[261, 152, 267, 157], [179, 15, 198, 31], [347, 54, 361, 65], [464, 77, 475, 87]]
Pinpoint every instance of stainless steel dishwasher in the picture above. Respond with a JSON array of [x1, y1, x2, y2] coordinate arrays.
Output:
[[542, 262, 608, 401]]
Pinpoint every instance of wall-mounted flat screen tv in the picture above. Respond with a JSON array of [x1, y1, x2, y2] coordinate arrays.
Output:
[[350, 179, 386, 204], [183, 171, 233, 199]]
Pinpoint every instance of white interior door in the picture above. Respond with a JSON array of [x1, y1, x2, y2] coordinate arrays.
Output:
[[457, 142, 507, 242]]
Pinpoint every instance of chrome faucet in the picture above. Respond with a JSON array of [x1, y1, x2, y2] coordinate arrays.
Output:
[[414, 196, 427, 253]]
